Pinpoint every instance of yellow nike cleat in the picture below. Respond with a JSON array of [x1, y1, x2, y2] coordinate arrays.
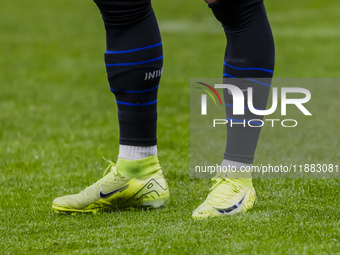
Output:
[[192, 178, 257, 219], [52, 156, 169, 213]]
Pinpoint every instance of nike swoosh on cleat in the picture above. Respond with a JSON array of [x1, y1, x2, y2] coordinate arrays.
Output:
[[99, 184, 129, 199], [214, 195, 246, 215]]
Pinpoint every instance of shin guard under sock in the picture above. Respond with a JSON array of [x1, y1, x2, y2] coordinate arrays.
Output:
[[210, 0, 275, 164], [94, 0, 163, 146]]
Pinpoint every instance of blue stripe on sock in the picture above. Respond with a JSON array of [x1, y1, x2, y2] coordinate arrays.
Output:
[[223, 73, 236, 78], [246, 78, 271, 87], [111, 85, 159, 93], [224, 62, 273, 74], [105, 42, 162, 54], [106, 55, 163, 67], [116, 99, 157, 106], [222, 74, 271, 87]]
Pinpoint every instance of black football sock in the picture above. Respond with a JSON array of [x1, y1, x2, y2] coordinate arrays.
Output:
[[209, 0, 275, 164], [94, 0, 163, 146]]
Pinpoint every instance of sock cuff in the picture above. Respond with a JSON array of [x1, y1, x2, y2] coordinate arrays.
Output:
[[222, 159, 251, 168], [118, 145, 157, 160], [221, 159, 252, 179], [116, 155, 161, 177]]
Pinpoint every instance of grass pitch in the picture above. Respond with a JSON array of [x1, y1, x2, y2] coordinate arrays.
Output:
[[1, 0, 339, 254]]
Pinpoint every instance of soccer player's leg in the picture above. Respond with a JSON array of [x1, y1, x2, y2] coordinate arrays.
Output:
[[52, 0, 169, 213], [193, 0, 275, 219]]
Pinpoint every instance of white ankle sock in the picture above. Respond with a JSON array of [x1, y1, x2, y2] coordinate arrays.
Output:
[[221, 159, 251, 169], [118, 145, 157, 160], [221, 159, 252, 179]]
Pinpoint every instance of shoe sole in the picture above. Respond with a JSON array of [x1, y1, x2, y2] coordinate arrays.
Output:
[[52, 197, 168, 214]]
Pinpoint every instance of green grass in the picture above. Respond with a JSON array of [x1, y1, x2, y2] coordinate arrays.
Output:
[[1, 0, 340, 254]]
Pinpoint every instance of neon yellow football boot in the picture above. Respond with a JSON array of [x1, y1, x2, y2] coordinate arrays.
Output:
[[192, 178, 257, 219], [52, 156, 169, 213]]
